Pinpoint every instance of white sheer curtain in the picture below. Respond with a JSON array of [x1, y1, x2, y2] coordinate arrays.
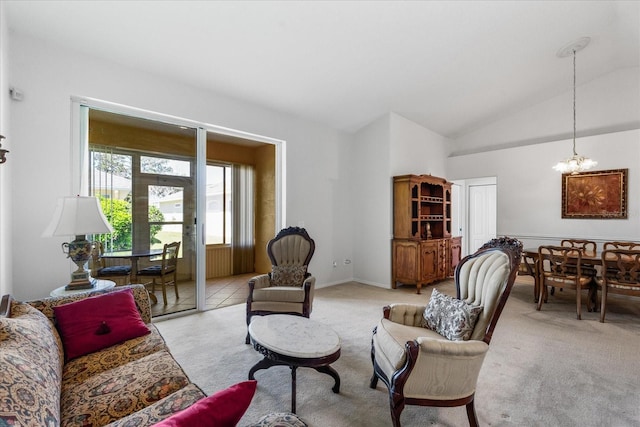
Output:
[[232, 164, 255, 274]]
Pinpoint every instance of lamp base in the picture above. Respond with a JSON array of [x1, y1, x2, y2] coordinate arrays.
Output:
[[65, 271, 95, 291], [65, 281, 94, 291]]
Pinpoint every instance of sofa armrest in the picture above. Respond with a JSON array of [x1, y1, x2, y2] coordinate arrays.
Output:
[[384, 303, 427, 327]]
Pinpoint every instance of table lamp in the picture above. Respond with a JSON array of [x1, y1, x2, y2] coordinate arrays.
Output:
[[42, 196, 114, 290]]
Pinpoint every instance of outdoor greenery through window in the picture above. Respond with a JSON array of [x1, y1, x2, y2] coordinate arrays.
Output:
[[90, 148, 189, 255]]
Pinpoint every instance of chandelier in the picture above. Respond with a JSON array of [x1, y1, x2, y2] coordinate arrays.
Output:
[[553, 37, 597, 174]]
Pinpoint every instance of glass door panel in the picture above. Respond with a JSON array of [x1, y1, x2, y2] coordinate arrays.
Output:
[[88, 108, 197, 316]]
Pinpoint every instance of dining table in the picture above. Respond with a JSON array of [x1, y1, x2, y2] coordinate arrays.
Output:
[[101, 248, 164, 277], [101, 249, 164, 303]]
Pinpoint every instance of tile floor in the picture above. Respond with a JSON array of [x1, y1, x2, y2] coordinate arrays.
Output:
[[149, 273, 255, 317]]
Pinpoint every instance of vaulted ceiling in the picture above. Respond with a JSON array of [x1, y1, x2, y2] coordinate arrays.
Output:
[[5, 1, 639, 138]]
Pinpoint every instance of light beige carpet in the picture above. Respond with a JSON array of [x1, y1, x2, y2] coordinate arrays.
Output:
[[156, 277, 640, 426]]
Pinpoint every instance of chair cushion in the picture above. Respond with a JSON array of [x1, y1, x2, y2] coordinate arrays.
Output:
[[98, 265, 131, 275], [53, 289, 150, 361], [138, 265, 162, 275], [152, 380, 257, 427], [422, 289, 483, 341], [270, 265, 307, 287], [252, 286, 306, 303]]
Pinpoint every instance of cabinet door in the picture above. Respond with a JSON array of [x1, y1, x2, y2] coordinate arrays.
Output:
[[420, 241, 440, 283], [393, 240, 419, 285]]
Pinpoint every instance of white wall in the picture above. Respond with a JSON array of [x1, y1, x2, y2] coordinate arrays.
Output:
[[350, 114, 392, 287], [350, 112, 452, 289], [448, 129, 640, 250], [389, 112, 449, 177], [453, 67, 640, 155], [0, 2, 12, 297], [7, 33, 353, 300]]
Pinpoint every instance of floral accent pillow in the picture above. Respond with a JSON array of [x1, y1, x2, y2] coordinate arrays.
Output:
[[270, 265, 307, 287], [422, 288, 483, 341]]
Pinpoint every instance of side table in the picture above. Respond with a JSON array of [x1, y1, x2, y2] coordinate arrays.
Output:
[[50, 279, 116, 297]]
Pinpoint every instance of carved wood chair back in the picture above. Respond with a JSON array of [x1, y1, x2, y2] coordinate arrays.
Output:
[[599, 249, 640, 322]]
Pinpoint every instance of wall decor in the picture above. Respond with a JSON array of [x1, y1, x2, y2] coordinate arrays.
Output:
[[562, 169, 628, 219]]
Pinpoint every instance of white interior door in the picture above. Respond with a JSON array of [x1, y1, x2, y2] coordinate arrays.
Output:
[[468, 183, 497, 252]]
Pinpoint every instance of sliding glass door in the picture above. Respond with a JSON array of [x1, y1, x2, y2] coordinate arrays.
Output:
[[72, 99, 283, 316], [87, 109, 198, 316]]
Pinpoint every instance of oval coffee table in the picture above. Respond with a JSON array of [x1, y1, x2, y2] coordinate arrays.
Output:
[[248, 314, 341, 413]]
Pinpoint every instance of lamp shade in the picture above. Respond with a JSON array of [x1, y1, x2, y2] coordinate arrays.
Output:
[[42, 196, 113, 237]]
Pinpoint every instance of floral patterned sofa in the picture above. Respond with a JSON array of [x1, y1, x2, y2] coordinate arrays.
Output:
[[0, 284, 210, 426], [0, 284, 309, 427]]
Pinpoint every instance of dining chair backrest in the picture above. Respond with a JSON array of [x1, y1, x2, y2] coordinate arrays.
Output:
[[89, 241, 131, 285], [561, 239, 597, 256], [538, 245, 583, 279], [603, 241, 640, 251], [161, 242, 180, 273]]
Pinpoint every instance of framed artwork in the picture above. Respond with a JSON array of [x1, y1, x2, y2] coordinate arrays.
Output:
[[562, 169, 628, 219]]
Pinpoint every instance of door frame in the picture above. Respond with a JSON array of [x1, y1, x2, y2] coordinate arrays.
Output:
[[71, 96, 285, 314], [452, 177, 497, 256]]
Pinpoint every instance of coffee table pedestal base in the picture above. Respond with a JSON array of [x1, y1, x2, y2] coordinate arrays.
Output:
[[248, 345, 340, 414]]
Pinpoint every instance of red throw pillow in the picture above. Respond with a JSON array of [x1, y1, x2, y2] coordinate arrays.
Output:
[[53, 288, 150, 360], [153, 381, 257, 427]]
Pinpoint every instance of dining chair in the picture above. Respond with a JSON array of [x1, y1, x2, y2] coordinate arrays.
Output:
[[537, 245, 595, 319], [560, 238, 597, 276], [137, 242, 180, 305], [598, 249, 640, 322], [603, 241, 640, 251], [90, 242, 131, 286]]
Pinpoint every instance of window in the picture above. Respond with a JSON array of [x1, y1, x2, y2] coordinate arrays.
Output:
[[90, 149, 133, 253], [206, 164, 231, 245], [89, 147, 192, 257], [141, 156, 190, 177]]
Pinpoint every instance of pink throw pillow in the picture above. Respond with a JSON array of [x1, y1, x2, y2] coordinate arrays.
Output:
[[153, 380, 257, 427], [53, 288, 150, 360]]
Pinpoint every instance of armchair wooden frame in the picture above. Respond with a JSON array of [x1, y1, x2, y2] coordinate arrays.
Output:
[[369, 237, 523, 427]]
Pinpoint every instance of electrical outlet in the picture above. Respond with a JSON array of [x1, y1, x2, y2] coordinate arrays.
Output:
[[344, 259, 351, 265], [332, 261, 337, 268]]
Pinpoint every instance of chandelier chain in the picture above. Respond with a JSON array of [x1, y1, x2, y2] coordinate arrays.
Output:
[[572, 49, 577, 156], [552, 37, 596, 174]]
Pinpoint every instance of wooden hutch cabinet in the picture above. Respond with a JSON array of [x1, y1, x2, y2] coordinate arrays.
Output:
[[392, 174, 461, 293]]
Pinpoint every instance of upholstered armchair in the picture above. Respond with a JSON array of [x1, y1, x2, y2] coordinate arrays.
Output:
[[246, 227, 316, 343], [370, 237, 522, 427]]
